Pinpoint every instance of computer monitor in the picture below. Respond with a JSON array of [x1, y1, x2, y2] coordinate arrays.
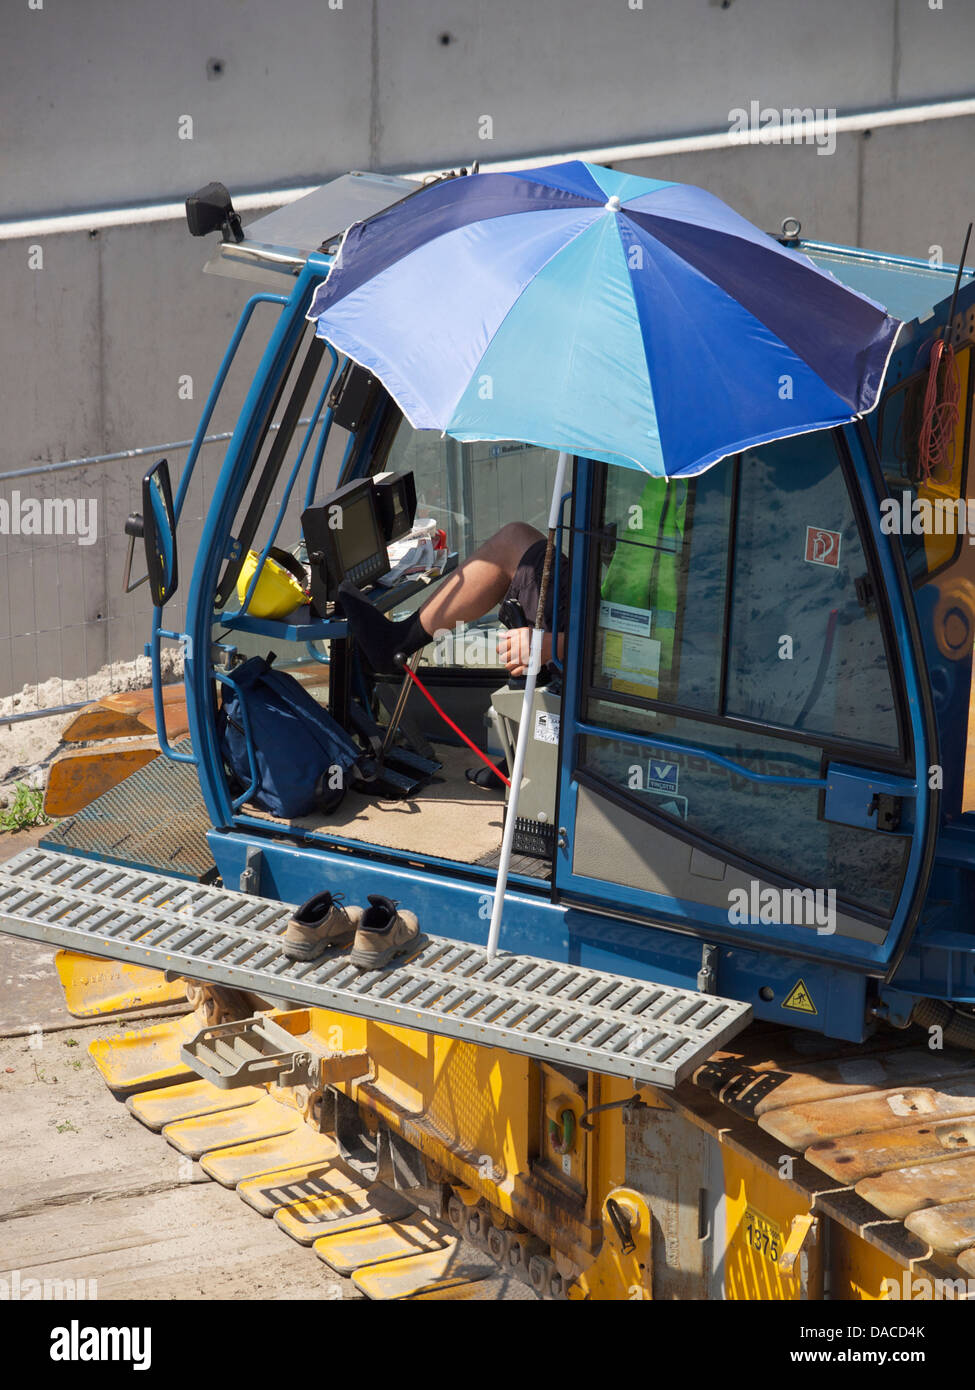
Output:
[[373, 471, 417, 543], [302, 478, 390, 610]]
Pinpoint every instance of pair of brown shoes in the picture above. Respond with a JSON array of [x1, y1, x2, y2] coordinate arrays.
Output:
[[282, 891, 420, 970]]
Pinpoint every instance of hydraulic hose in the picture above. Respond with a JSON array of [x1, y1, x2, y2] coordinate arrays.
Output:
[[910, 997, 975, 1050]]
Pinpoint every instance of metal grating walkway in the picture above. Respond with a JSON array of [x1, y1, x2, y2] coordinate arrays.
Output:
[[0, 848, 750, 1088]]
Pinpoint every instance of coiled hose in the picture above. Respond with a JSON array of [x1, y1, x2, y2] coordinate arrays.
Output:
[[910, 997, 975, 1050]]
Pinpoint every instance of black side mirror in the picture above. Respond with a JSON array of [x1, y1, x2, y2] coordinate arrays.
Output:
[[185, 182, 244, 243], [142, 459, 179, 607]]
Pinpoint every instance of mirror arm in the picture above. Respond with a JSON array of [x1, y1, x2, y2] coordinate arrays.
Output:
[[122, 512, 149, 594]]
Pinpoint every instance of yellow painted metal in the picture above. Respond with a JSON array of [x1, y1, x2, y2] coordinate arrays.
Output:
[[275, 1178, 413, 1245], [721, 1148, 822, 1299], [352, 1246, 494, 1300], [163, 1094, 301, 1159], [568, 1188, 653, 1301], [201, 1125, 338, 1188], [237, 1160, 353, 1217], [81, 997, 934, 1301], [540, 1064, 587, 1195], [126, 1077, 262, 1131], [403, 1272, 538, 1300], [87, 1012, 199, 1097], [829, 1224, 926, 1302], [290, 1007, 602, 1259], [779, 1213, 819, 1276], [56, 950, 186, 1018], [314, 1212, 454, 1276]]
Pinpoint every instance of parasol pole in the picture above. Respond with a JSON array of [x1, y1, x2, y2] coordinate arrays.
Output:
[[486, 449, 569, 960]]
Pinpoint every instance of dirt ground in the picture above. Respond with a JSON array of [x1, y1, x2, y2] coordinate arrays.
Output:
[[0, 826, 346, 1301]]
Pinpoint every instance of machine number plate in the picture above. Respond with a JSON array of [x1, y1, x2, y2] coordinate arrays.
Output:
[[742, 1205, 782, 1264]]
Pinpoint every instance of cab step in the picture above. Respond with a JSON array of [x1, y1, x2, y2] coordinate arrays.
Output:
[[0, 847, 751, 1089]]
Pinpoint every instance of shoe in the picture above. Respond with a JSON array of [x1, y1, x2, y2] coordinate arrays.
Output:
[[465, 758, 508, 790], [349, 894, 422, 970], [282, 891, 362, 962]]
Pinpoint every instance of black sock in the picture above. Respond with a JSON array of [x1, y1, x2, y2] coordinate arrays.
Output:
[[338, 582, 431, 671]]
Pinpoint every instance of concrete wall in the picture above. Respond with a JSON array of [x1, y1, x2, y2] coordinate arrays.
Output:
[[5, 0, 975, 219], [3, 0, 975, 701]]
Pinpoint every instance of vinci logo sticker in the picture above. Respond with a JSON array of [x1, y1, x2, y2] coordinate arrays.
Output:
[[647, 760, 679, 795], [804, 526, 841, 568]]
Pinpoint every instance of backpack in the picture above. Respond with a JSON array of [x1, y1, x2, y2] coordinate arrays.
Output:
[[217, 653, 369, 818]]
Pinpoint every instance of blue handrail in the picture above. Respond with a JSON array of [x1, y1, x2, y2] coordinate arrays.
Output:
[[174, 292, 289, 523], [214, 669, 260, 811], [150, 623, 196, 765], [153, 291, 289, 767], [575, 719, 828, 789]]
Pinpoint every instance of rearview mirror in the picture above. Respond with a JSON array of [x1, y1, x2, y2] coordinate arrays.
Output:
[[142, 459, 179, 607]]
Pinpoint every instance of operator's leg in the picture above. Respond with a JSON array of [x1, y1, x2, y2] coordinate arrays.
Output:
[[339, 522, 543, 672]]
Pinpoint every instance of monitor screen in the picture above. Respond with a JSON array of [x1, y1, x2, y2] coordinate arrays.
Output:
[[333, 491, 384, 571]]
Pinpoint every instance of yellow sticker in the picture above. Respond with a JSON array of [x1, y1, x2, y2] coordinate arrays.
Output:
[[782, 978, 817, 1014], [742, 1204, 782, 1265]]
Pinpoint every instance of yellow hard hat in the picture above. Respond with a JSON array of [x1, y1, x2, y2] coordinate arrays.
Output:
[[236, 547, 309, 619]]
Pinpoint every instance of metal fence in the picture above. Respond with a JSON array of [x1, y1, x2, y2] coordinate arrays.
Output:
[[0, 431, 239, 724]]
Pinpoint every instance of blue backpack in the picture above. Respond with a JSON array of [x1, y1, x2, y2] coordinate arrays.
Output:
[[217, 654, 370, 818]]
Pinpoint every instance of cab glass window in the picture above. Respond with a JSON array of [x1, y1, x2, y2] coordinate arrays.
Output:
[[726, 433, 899, 750]]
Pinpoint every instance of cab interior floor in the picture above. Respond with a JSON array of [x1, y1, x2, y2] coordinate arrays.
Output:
[[246, 744, 511, 868]]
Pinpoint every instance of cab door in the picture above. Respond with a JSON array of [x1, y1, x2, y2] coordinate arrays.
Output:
[[554, 429, 937, 975]]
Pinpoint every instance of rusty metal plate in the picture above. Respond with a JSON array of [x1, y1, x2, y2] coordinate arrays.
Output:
[[698, 1047, 975, 1122], [759, 1079, 975, 1151], [856, 1154, 975, 1222], [805, 1115, 975, 1182], [905, 1196, 975, 1256]]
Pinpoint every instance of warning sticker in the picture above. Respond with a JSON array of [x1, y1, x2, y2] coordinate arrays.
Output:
[[804, 526, 841, 568], [533, 710, 560, 744], [782, 978, 817, 1014]]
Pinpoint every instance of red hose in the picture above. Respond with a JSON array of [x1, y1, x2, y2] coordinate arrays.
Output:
[[400, 663, 511, 787], [918, 337, 960, 482]]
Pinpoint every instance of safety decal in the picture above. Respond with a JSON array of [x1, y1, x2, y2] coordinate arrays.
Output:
[[782, 978, 817, 1014], [804, 526, 841, 568], [533, 710, 560, 744]]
